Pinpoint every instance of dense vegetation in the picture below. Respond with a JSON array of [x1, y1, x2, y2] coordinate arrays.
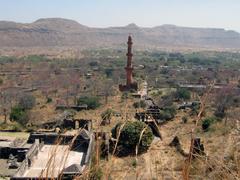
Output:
[[159, 106, 177, 121], [77, 96, 101, 109], [175, 88, 191, 101], [133, 100, 147, 109], [111, 121, 154, 155], [202, 117, 217, 131], [10, 106, 29, 125]]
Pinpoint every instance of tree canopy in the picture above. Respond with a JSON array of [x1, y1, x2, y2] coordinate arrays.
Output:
[[175, 88, 191, 100], [112, 121, 154, 155], [77, 96, 101, 109]]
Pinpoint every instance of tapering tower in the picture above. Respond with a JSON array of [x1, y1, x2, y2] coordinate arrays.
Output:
[[125, 35, 133, 86], [119, 35, 138, 92]]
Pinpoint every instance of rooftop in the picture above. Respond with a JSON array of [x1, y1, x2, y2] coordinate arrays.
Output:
[[22, 145, 84, 178]]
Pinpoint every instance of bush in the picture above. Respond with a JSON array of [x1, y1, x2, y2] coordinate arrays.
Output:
[[121, 92, 129, 100], [101, 108, 114, 121], [158, 94, 174, 108], [77, 96, 101, 109], [202, 117, 216, 131], [105, 68, 113, 78], [132, 159, 137, 168], [233, 96, 240, 107], [175, 88, 191, 100], [133, 102, 139, 108], [112, 121, 154, 155], [190, 104, 200, 116], [159, 106, 177, 121], [46, 97, 52, 103], [10, 106, 29, 125], [19, 94, 36, 110], [89, 61, 98, 67], [133, 100, 147, 109], [0, 78, 3, 85], [214, 106, 226, 119], [182, 116, 188, 123]]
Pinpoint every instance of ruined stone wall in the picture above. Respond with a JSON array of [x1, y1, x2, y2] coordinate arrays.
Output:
[[12, 140, 43, 178]]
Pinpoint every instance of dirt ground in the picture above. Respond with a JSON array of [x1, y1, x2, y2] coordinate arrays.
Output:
[[99, 108, 240, 180]]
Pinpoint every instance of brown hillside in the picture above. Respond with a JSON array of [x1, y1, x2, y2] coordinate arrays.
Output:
[[0, 18, 240, 52]]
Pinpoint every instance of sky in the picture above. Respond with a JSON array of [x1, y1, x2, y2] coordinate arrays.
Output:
[[0, 0, 239, 32]]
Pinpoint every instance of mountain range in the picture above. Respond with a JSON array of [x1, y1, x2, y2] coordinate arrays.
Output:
[[0, 18, 240, 54]]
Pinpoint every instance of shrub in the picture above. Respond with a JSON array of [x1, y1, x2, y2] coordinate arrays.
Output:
[[159, 106, 177, 121], [202, 117, 216, 131], [233, 96, 240, 107], [46, 97, 52, 103], [158, 94, 174, 108], [77, 96, 101, 109], [24, 55, 45, 62], [160, 68, 169, 74], [121, 92, 129, 100], [132, 159, 137, 168], [214, 106, 225, 119], [190, 104, 200, 116], [89, 61, 98, 67], [0, 78, 3, 85], [133, 102, 139, 108], [101, 108, 114, 122], [19, 94, 36, 110], [175, 88, 191, 100], [133, 100, 147, 109], [10, 106, 29, 125], [182, 116, 188, 123], [105, 68, 113, 78], [112, 121, 154, 155], [151, 90, 162, 97], [159, 111, 172, 120]]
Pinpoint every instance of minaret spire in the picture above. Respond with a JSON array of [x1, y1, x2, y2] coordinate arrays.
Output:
[[125, 35, 133, 86], [119, 35, 138, 92]]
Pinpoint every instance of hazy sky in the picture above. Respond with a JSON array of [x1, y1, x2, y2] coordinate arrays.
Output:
[[0, 0, 239, 31]]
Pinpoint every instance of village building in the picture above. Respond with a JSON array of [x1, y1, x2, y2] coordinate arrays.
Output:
[[11, 129, 94, 179], [0, 116, 94, 179]]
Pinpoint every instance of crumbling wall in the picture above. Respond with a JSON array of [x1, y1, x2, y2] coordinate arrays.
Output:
[[12, 139, 44, 179]]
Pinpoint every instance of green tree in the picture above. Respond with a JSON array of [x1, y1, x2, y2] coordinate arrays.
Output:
[[0, 78, 3, 85], [133, 100, 147, 109], [105, 68, 113, 78], [202, 117, 216, 131], [175, 88, 191, 100], [112, 121, 154, 155], [10, 106, 29, 125], [159, 106, 177, 121], [89, 61, 98, 67], [77, 96, 101, 109]]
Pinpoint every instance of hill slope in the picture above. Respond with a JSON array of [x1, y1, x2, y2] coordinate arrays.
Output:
[[0, 18, 240, 51]]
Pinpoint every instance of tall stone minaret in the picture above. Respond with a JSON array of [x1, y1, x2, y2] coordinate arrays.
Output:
[[125, 35, 133, 86]]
